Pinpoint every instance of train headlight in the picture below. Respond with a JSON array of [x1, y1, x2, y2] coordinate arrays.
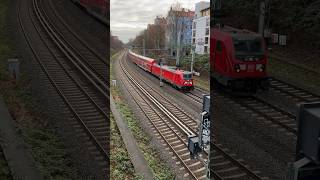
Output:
[[234, 64, 240, 72], [256, 64, 265, 72]]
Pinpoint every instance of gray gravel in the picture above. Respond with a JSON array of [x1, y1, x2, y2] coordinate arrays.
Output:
[[113, 56, 188, 179], [10, 0, 106, 178]]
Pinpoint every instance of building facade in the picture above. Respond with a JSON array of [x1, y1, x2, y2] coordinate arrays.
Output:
[[166, 8, 194, 57], [192, 1, 210, 54]]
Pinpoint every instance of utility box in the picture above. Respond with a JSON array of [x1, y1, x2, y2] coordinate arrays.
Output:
[[8, 58, 20, 81], [203, 95, 210, 113], [287, 102, 320, 180], [296, 102, 320, 163], [112, 80, 117, 87], [188, 136, 200, 159]]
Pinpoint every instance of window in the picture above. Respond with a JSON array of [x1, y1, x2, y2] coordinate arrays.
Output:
[[249, 40, 263, 52], [233, 39, 263, 54], [206, 28, 209, 35], [193, 38, 195, 44], [205, 37, 208, 44], [204, 46, 208, 53], [193, 30, 196, 37], [183, 73, 192, 80], [193, 22, 196, 29], [216, 41, 222, 52], [206, 18, 210, 26]]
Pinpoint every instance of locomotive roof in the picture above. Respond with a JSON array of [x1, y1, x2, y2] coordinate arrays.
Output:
[[129, 50, 155, 62], [154, 64, 192, 74], [212, 25, 262, 40]]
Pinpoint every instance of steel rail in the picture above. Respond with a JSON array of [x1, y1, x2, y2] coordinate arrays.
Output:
[[34, 0, 109, 99], [121, 58, 195, 137], [269, 78, 320, 102], [122, 51, 266, 180], [234, 96, 297, 135], [42, 0, 108, 84], [18, 0, 109, 162], [117, 52, 200, 179]]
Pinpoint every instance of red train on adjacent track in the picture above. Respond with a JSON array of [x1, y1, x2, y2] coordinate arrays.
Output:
[[210, 26, 269, 92], [128, 50, 194, 91], [72, 0, 108, 24]]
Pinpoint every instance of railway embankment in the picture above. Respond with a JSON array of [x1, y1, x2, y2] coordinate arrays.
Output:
[[111, 52, 174, 179], [268, 50, 320, 96], [0, 0, 97, 178]]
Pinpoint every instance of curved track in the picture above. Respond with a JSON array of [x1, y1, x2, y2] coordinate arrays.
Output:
[[117, 51, 268, 180], [213, 75, 320, 138], [185, 91, 204, 105], [235, 95, 297, 135], [269, 78, 320, 103], [45, 0, 108, 83], [18, 0, 109, 176]]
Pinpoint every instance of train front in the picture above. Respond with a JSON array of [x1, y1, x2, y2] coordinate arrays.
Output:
[[229, 34, 269, 91], [181, 71, 194, 91]]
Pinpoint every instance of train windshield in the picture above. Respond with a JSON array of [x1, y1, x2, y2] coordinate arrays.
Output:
[[183, 73, 192, 80], [233, 39, 263, 55]]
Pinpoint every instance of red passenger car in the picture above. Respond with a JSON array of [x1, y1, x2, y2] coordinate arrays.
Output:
[[127, 50, 194, 91], [73, 0, 108, 24], [128, 51, 154, 72], [210, 26, 269, 92]]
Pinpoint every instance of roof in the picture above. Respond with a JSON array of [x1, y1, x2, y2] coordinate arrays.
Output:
[[129, 50, 155, 63], [212, 25, 262, 40], [154, 64, 192, 74]]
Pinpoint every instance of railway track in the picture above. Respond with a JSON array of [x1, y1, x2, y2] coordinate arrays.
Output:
[[18, 0, 108, 177], [45, 0, 108, 83], [233, 95, 297, 136], [118, 52, 203, 179], [213, 76, 320, 138], [185, 91, 204, 105], [234, 77, 320, 137], [117, 51, 267, 180], [211, 86, 298, 138], [269, 78, 320, 103], [269, 54, 320, 76]]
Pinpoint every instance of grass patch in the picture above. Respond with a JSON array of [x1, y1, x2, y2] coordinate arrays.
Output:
[[0, 1, 14, 179], [0, 151, 12, 180], [268, 57, 320, 93], [22, 128, 79, 179], [110, 52, 137, 179], [0, 0, 81, 179], [0, 62, 81, 180], [111, 52, 174, 179], [194, 75, 210, 92], [110, 114, 137, 179]]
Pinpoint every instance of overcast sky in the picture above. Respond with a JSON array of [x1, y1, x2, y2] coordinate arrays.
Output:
[[111, 0, 207, 43]]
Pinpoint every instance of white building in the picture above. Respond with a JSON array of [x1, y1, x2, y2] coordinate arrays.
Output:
[[192, 1, 210, 54]]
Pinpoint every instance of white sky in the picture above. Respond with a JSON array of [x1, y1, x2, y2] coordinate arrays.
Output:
[[110, 0, 208, 43]]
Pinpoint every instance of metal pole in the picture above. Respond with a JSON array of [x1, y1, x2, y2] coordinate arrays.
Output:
[[143, 38, 146, 56], [190, 47, 195, 74], [160, 59, 164, 87], [258, 0, 266, 36], [176, 26, 181, 67]]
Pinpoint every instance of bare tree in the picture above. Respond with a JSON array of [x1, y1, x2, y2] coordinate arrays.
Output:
[[166, 3, 193, 66]]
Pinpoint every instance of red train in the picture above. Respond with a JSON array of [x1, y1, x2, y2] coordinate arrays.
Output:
[[128, 50, 194, 91], [72, 0, 108, 24], [210, 26, 269, 92]]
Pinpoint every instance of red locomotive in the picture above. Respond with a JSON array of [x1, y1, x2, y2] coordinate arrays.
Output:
[[210, 26, 269, 92], [72, 0, 108, 24], [128, 50, 194, 91]]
